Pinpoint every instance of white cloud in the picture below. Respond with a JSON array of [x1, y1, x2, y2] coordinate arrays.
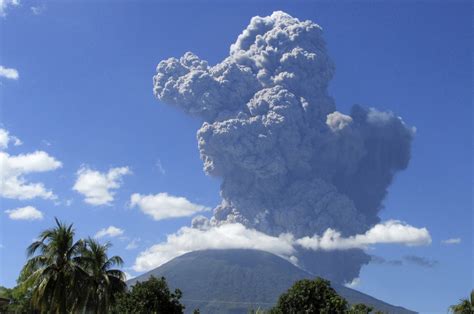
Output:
[[126, 238, 140, 250], [296, 220, 432, 250], [155, 159, 165, 175], [0, 150, 62, 200], [133, 223, 295, 272], [344, 277, 360, 288], [0, 128, 22, 150], [0, 65, 19, 79], [73, 166, 131, 206], [5, 205, 43, 220], [130, 192, 210, 221], [30, 5, 44, 15], [94, 226, 124, 239], [133, 220, 432, 272], [441, 238, 461, 245]]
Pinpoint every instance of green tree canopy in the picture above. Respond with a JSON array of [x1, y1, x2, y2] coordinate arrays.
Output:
[[114, 276, 185, 314], [22, 218, 87, 313], [270, 277, 348, 314], [79, 238, 126, 313], [18, 218, 126, 313]]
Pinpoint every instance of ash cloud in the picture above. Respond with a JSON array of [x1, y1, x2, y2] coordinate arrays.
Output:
[[153, 11, 414, 283]]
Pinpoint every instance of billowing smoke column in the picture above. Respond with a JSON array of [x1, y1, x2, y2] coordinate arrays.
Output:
[[153, 11, 414, 283]]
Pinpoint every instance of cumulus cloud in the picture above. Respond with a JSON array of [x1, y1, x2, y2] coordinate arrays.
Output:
[[5, 205, 43, 220], [0, 150, 62, 200], [133, 219, 430, 272], [73, 166, 131, 206], [441, 238, 461, 245], [0, 65, 19, 79], [130, 192, 210, 221], [133, 223, 295, 272], [153, 11, 416, 283], [344, 277, 360, 288], [296, 220, 431, 250], [94, 226, 124, 239]]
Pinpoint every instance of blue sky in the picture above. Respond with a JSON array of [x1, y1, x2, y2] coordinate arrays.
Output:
[[0, 1, 472, 312]]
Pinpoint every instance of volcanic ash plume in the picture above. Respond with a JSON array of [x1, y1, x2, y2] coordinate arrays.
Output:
[[153, 11, 414, 283]]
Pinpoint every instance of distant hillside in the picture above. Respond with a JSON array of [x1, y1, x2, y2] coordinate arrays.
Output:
[[128, 249, 416, 314]]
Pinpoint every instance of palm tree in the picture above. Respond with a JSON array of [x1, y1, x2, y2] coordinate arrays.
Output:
[[22, 218, 87, 313], [80, 238, 126, 313], [450, 290, 474, 314]]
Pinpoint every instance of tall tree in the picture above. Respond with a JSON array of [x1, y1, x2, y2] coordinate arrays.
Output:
[[80, 238, 126, 313], [22, 218, 87, 313]]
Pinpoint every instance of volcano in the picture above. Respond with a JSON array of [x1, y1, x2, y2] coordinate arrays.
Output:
[[128, 249, 416, 314]]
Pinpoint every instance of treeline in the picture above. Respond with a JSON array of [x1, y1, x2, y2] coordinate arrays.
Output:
[[0, 219, 472, 313]]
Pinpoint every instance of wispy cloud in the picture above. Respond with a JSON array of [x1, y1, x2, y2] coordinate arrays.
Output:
[[403, 255, 438, 268], [130, 192, 210, 221], [73, 166, 131, 206], [155, 159, 165, 175], [126, 238, 140, 250], [30, 4, 45, 15], [370, 255, 403, 266], [0, 0, 19, 17], [0, 65, 19, 79], [94, 226, 124, 239], [5, 206, 44, 220], [441, 238, 461, 245]]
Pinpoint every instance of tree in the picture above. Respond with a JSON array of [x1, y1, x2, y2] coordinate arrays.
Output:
[[22, 218, 88, 313], [79, 238, 126, 313], [114, 276, 185, 313], [449, 290, 474, 314], [0, 283, 37, 314], [347, 303, 374, 314], [270, 277, 348, 314]]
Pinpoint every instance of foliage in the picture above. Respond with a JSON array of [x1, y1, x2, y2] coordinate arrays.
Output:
[[114, 276, 185, 313], [0, 281, 38, 313], [270, 277, 348, 314], [449, 290, 474, 314], [18, 218, 126, 313], [21, 218, 86, 313], [347, 303, 375, 313], [79, 238, 126, 313]]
